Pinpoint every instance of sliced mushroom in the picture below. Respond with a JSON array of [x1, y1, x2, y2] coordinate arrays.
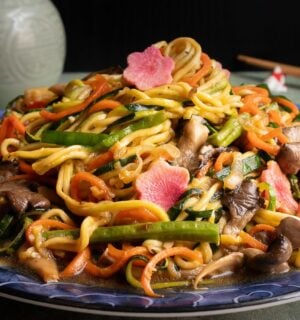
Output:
[[222, 180, 259, 235], [0, 180, 50, 214], [277, 217, 300, 248], [18, 245, 59, 282], [282, 125, 300, 142], [194, 252, 244, 288], [244, 234, 293, 273], [177, 116, 209, 173], [276, 143, 300, 175]]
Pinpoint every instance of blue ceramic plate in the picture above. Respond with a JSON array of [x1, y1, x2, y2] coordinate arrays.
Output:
[[0, 266, 299, 317]]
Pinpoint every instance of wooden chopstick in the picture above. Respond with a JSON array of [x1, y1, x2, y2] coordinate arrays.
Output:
[[237, 54, 300, 77]]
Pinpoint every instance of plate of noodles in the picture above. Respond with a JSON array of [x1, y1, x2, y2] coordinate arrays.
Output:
[[0, 37, 299, 317]]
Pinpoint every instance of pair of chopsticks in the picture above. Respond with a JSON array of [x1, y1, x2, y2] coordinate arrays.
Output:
[[237, 54, 300, 77]]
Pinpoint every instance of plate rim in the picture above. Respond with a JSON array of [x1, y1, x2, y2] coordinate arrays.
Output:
[[0, 266, 300, 317], [0, 290, 299, 318]]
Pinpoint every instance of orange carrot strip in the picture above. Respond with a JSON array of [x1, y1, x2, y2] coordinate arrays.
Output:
[[86, 150, 114, 172], [247, 131, 279, 155], [19, 160, 36, 175], [26, 219, 74, 244], [214, 152, 233, 172], [182, 53, 212, 86], [8, 174, 32, 181], [70, 172, 113, 201], [60, 247, 91, 279], [87, 99, 121, 115], [0, 118, 10, 144], [85, 246, 148, 278], [9, 115, 26, 135], [40, 75, 111, 121], [268, 109, 282, 126], [141, 247, 203, 297], [240, 94, 271, 115], [114, 208, 160, 225], [232, 85, 269, 97], [261, 128, 288, 144], [274, 96, 299, 116], [249, 224, 276, 237], [239, 231, 268, 252]]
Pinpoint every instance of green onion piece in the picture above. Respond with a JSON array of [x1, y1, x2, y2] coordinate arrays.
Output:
[[216, 154, 262, 180], [185, 209, 213, 220], [259, 182, 276, 211], [288, 174, 300, 200], [44, 221, 220, 244], [0, 213, 14, 239], [208, 116, 242, 147]]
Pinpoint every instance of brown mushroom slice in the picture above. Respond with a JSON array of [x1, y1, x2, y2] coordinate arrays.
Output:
[[18, 245, 59, 282], [277, 217, 300, 248], [276, 143, 300, 175], [194, 252, 244, 288], [222, 180, 259, 235], [244, 235, 293, 273], [282, 125, 300, 143], [177, 115, 209, 173]]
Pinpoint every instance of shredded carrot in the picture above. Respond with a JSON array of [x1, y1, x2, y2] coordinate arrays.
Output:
[[249, 224, 276, 237], [26, 219, 74, 244], [240, 94, 271, 115], [85, 245, 148, 278], [214, 152, 233, 172], [86, 150, 114, 172], [40, 75, 111, 121], [19, 160, 36, 175], [268, 109, 282, 127], [60, 247, 91, 279], [0, 115, 25, 147], [247, 131, 280, 155], [114, 208, 160, 225], [261, 127, 288, 144], [232, 85, 269, 97], [70, 171, 113, 201], [0, 118, 10, 144], [182, 53, 212, 86], [8, 115, 26, 135], [239, 230, 268, 252], [87, 99, 121, 115], [8, 174, 32, 181], [274, 96, 299, 117], [141, 246, 203, 297]]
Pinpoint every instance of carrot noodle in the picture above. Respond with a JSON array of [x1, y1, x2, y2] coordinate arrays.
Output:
[[239, 231, 268, 252], [273, 96, 299, 116], [60, 247, 91, 279], [249, 224, 276, 236], [247, 131, 280, 155], [87, 99, 122, 115], [182, 53, 212, 86], [86, 151, 114, 171], [141, 247, 203, 297], [214, 152, 233, 172], [70, 172, 113, 201]]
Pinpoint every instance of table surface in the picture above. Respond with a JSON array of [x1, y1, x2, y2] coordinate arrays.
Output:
[[1, 71, 300, 319]]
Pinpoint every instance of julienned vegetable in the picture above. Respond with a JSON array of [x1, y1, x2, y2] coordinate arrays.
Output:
[[216, 154, 262, 180], [208, 116, 242, 147], [41, 111, 166, 148], [44, 221, 220, 244]]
